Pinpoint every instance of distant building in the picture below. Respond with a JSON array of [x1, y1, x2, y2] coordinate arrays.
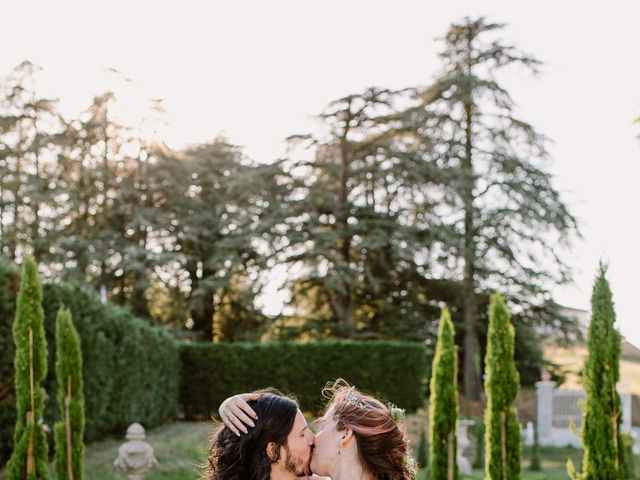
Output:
[[554, 305, 640, 358]]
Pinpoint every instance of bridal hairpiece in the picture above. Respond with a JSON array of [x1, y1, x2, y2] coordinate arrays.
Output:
[[344, 386, 371, 411], [386, 403, 406, 423]]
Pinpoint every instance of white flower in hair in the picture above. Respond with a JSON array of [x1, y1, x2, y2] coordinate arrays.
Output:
[[387, 403, 405, 423], [344, 387, 371, 411], [404, 456, 417, 480]]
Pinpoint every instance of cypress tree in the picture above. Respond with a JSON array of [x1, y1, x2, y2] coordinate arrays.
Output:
[[428, 307, 458, 480], [484, 293, 521, 480], [54, 306, 85, 480], [567, 264, 624, 479], [7, 255, 50, 480]]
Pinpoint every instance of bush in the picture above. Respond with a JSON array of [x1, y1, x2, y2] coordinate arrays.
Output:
[[179, 340, 428, 418], [41, 283, 181, 441], [0, 260, 20, 465], [0, 258, 181, 464]]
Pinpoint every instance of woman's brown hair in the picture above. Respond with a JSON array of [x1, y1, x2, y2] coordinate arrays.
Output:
[[323, 379, 414, 480]]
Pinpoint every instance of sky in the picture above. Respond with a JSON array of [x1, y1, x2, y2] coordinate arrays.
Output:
[[3, 1, 639, 344]]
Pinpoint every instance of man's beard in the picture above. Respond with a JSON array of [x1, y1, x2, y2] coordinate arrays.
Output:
[[283, 445, 311, 477]]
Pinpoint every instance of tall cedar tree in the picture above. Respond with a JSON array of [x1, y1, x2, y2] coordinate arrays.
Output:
[[282, 88, 435, 339], [405, 17, 578, 401]]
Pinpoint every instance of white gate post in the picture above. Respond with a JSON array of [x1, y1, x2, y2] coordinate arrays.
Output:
[[535, 373, 556, 447]]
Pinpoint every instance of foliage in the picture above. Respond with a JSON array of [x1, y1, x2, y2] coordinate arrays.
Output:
[[567, 264, 624, 479], [0, 258, 180, 464], [53, 307, 84, 480], [484, 293, 521, 480], [402, 17, 578, 400], [7, 256, 50, 480], [428, 308, 458, 479], [179, 340, 427, 417]]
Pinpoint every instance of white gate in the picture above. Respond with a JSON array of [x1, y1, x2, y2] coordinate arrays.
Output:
[[536, 380, 632, 447]]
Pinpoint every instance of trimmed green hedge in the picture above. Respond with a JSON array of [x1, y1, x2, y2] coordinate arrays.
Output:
[[0, 259, 181, 464], [0, 260, 20, 465], [180, 341, 428, 418]]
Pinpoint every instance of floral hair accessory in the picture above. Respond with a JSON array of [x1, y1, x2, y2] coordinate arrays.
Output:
[[386, 402, 405, 423], [344, 386, 371, 411], [404, 456, 417, 480]]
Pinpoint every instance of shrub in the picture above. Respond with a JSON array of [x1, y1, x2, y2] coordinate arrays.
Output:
[[179, 340, 428, 418]]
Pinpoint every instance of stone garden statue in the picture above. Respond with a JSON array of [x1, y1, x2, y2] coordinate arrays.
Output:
[[114, 423, 158, 479], [456, 419, 475, 475]]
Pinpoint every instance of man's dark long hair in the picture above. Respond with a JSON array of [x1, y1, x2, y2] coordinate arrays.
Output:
[[202, 390, 299, 480]]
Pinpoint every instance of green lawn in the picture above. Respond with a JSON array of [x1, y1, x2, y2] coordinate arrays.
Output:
[[0, 422, 636, 479], [0, 421, 212, 480], [415, 446, 582, 480]]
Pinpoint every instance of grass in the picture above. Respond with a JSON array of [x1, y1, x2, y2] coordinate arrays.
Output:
[[460, 446, 582, 480], [415, 446, 583, 480], [1, 422, 636, 480], [0, 421, 212, 480]]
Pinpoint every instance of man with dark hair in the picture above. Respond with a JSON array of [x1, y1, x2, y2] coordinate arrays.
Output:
[[203, 390, 315, 480]]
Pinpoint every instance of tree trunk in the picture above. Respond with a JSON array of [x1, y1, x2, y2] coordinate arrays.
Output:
[[501, 411, 507, 479], [129, 149, 151, 319], [32, 147, 46, 263], [462, 98, 482, 404], [0, 184, 5, 256], [65, 376, 74, 480], [447, 430, 455, 480], [461, 29, 482, 405], [336, 110, 353, 336], [11, 154, 20, 261], [187, 261, 215, 340], [191, 290, 215, 341], [76, 156, 89, 278]]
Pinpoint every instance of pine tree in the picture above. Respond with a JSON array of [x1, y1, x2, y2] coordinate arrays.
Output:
[[404, 17, 578, 403], [54, 306, 85, 480], [567, 264, 624, 479], [7, 255, 50, 480], [484, 293, 520, 480], [282, 87, 435, 340], [0, 61, 63, 263], [429, 307, 458, 480], [163, 139, 279, 340]]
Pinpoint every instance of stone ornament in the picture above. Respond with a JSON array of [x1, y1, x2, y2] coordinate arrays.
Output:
[[114, 423, 158, 480], [456, 418, 475, 475]]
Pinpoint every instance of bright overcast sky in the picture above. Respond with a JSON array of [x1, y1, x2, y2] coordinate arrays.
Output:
[[3, 1, 639, 345]]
